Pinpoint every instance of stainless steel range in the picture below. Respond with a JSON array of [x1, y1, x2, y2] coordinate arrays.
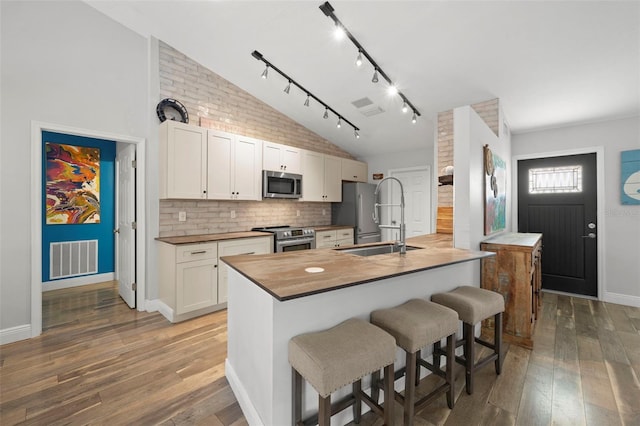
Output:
[[251, 225, 316, 253]]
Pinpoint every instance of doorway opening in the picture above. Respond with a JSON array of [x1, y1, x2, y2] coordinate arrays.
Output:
[[514, 149, 603, 298], [384, 166, 432, 241], [31, 122, 146, 338]]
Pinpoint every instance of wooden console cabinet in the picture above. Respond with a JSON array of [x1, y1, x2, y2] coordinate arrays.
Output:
[[480, 232, 542, 349]]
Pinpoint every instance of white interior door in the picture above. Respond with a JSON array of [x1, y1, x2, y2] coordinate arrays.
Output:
[[115, 143, 136, 308], [387, 167, 431, 240]]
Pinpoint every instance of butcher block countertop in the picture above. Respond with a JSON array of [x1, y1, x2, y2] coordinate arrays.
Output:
[[222, 233, 493, 301], [156, 231, 272, 245], [313, 225, 354, 232]]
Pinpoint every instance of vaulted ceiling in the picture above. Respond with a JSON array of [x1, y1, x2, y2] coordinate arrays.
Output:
[[87, 1, 639, 158]]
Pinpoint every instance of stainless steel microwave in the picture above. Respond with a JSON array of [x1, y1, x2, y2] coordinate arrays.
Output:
[[262, 170, 302, 199]]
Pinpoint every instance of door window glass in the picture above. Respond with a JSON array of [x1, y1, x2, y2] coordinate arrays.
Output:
[[529, 165, 582, 194]]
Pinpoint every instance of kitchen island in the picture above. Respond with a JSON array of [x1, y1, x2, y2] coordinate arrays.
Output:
[[222, 234, 493, 426]]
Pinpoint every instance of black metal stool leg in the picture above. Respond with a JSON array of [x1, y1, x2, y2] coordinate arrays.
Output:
[[446, 334, 455, 409]]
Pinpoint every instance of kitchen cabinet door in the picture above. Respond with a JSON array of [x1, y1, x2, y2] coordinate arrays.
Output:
[[263, 141, 301, 174], [207, 130, 233, 199], [315, 230, 337, 248], [301, 150, 325, 202], [324, 155, 342, 202], [159, 121, 207, 199], [207, 131, 262, 200], [176, 258, 218, 315], [233, 136, 262, 200], [341, 158, 368, 183], [335, 228, 354, 247]]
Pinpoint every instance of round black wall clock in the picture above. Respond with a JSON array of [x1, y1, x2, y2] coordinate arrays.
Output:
[[156, 98, 189, 124]]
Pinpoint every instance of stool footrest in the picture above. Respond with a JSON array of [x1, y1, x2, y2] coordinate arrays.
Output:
[[417, 357, 446, 380], [301, 394, 356, 426]]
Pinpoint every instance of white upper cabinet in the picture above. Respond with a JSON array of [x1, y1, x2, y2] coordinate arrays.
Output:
[[159, 121, 208, 199], [208, 130, 262, 200], [263, 141, 301, 174], [341, 158, 368, 183], [301, 150, 342, 202]]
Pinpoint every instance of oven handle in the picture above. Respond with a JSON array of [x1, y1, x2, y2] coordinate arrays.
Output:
[[275, 236, 316, 248]]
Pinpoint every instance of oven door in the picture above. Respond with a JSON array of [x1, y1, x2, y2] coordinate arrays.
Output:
[[275, 236, 316, 253]]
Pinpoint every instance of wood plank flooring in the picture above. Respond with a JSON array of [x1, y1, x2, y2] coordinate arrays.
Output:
[[1, 283, 639, 425]]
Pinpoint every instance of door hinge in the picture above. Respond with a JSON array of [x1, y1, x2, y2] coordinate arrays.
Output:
[[132, 221, 137, 229], [131, 160, 137, 168], [132, 282, 137, 291]]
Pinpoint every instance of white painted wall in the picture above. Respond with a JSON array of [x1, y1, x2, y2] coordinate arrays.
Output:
[[511, 116, 640, 304], [0, 1, 149, 334], [453, 106, 512, 250]]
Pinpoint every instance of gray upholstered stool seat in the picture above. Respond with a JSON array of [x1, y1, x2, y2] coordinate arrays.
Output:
[[289, 318, 396, 426], [431, 286, 505, 395], [371, 299, 459, 426]]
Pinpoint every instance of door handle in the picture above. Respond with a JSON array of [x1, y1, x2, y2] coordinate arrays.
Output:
[[113, 228, 120, 234], [581, 233, 596, 239]]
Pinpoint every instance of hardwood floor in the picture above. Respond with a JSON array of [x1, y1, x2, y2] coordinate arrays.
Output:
[[1, 283, 639, 425]]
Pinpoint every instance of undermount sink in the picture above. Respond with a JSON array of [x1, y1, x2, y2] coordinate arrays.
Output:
[[337, 244, 422, 257]]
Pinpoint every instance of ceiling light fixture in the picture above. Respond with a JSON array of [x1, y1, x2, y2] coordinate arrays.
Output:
[[402, 100, 408, 113], [412, 111, 417, 124], [337, 117, 342, 128], [354, 129, 360, 139], [319, 1, 421, 124], [251, 50, 360, 138], [387, 84, 398, 96], [355, 50, 363, 67], [261, 64, 269, 79], [334, 23, 346, 40]]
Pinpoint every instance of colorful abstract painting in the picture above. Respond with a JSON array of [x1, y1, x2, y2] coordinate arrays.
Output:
[[46, 143, 100, 224], [484, 145, 507, 235], [621, 149, 640, 205]]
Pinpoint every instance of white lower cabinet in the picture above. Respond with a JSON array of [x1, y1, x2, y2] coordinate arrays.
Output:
[[158, 236, 272, 322], [217, 237, 271, 304], [315, 228, 354, 249]]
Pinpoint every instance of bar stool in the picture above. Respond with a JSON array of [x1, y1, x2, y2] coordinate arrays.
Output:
[[370, 299, 459, 426], [431, 286, 505, 395], [288, 318, 396, 426]]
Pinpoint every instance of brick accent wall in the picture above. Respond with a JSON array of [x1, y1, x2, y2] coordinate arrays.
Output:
[[437, 98, 500, 208], [158, 41, 356, 237]]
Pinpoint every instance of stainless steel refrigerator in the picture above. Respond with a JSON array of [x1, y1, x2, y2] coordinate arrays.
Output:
[[332, 182, 381, 244]]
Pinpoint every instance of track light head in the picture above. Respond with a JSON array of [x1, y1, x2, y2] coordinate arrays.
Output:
[[372, 69, 379, 83], [354, 129, 360, 139], [261, 65, 269, 79], [411, 112, 417, 124], [304, 94, 310, 107], [337, 117, 342, 128], [402, 101, 408, 113], [387, 84, 398, 96], [284, 81, 291, 94], [355, 51, 363, 67], [334, 23, 345, 40], [323, 108, 329, 119]]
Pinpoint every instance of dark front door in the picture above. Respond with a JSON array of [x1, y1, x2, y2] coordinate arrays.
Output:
[[518, 153, 597, 296]]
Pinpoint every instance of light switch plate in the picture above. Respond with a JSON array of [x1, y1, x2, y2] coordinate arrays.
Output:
[[178, 211, 186, 222]]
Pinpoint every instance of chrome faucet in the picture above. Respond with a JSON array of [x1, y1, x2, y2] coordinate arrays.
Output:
[[373, 177, 406, 255]]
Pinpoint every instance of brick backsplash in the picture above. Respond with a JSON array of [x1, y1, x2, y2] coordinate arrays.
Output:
[[158, 41, 351, 237], [159, 199, 331, 236], [437, 99, 500, 208]]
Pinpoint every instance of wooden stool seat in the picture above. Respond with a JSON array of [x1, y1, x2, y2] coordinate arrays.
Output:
[[371, 299, 459, 426], [431, 286, 505, 395], [289, 318, 396, 426]]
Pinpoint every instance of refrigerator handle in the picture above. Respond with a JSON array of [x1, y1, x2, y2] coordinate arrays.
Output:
[[358, 193, 363, 232]]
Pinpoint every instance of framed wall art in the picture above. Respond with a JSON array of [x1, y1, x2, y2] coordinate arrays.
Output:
[[484, 144, 506, 235], [46, 143, 101, 224], [621, 149, 640, 205]]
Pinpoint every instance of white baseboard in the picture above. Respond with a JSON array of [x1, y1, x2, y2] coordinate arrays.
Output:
[[225, 359, 264, 426], [603, 291, 640, 308], [147, 299, 174, 322], [42, 272, 115, 292], [0, 324, 32, 345]]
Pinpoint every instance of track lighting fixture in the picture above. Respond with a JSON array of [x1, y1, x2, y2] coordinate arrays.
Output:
[[372, 69, 379, 83], [261, 65, 269, 79], [402, 100, 408, 113], [354, 129, 360, 139], [251, 50, 360, 138], [319, 1, 421, 122], [334, 23, 346, 40], [387, 84, 398, 96], [412, 112, 417, 124]]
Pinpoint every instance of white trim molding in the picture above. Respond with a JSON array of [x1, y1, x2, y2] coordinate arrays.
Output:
[[511, 146, 605, 301], [0, 324, 32, 346], [603, 292, 640, 309], [42, 273, 116, 292], [31, 121, 147, 340]]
